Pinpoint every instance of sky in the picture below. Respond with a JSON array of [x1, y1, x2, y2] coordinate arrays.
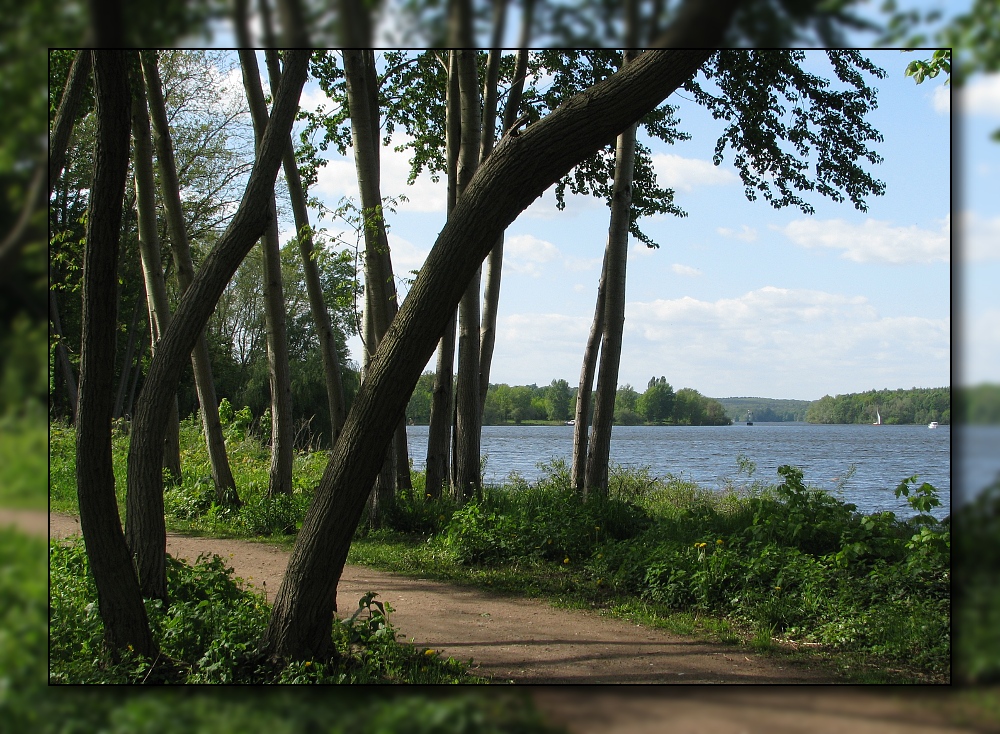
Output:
[[275, 50, 956, 402]]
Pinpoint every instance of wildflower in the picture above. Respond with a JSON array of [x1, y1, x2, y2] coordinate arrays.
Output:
[[774, 586, 781, 591], [425, 649, 436, 656], [595, 525, 600, 531], [305, 661, 312, 667], [716, 539, 723, 545], [426, 493, 432, 498], [563, 557, 570, 564]]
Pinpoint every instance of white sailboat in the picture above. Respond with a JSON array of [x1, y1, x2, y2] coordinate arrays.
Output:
[[873, 409, 882, 426]]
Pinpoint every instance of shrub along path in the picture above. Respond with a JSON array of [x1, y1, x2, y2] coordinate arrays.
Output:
[[43, 511, 830, 684]]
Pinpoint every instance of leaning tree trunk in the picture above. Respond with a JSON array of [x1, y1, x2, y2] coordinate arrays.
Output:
[[259, 50, 713, 663], [451, 48, 484, 500], [263, 48, 348, 449], [128, 58, 182, 486], [140, 50, 241, 508], [76, 49, 157, 657], [583, 116, 638, 499], [424, 51, 461, 500], [571, 246, 609, 492], [124, 49, 310, 607], [240, 49, 294, 498]]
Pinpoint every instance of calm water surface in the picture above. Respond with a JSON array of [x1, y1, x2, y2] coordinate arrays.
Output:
[[406, 423, 952, 519]]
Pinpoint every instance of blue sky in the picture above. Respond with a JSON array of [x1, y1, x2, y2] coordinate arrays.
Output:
[[281, 50, 954, 401]]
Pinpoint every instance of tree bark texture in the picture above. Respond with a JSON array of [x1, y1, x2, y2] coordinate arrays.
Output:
[[49, 50, 92, 198], [424, 52, 461, 500], [124, 50, 310, 606], [129, 63, 182, 489], [452, 49, 484, 500], [571, 246, 609, 492], [76, 50, 157, 657], [140, 50, 241, 508], [264, 48, 348, 449], [260, 50, 713, 662], [240, 49, 295, 498], [584, 119, 638, 498]]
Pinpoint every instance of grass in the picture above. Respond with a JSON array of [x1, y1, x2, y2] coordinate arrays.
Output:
[[0, 409, 47, 510], [48, 416, 952, 684]]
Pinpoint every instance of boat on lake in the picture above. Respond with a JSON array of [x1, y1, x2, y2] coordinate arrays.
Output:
[[928, 421, 939, 429], [873, 409, 882, 425]]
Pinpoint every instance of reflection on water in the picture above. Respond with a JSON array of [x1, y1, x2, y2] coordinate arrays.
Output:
[[406, 423, 952, 519]]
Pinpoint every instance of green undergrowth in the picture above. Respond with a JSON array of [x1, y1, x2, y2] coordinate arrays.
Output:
[[49, 534, 487, 685], [0, 410, 46, 509], [48, 418, 950, 683]]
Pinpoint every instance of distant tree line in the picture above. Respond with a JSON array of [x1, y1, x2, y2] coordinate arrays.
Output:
[[805, 387, 950, 425], [406, 375, 731, 426], [957, 384, 1000, 424], [714, 397, 811, 423]]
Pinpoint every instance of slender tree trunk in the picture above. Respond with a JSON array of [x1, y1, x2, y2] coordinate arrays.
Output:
[[260, 50, 715, 662], [49, 50, 91, 197], [452, 49, 484, 500], [263, 49, 348, 449], [141, 50, 241, 508], [113, 297, 142, 420], [478, 44, 531, 413], [584, 112, 638, 498], [240, 49, 294, 498], [76, 50, 156, 657], [50, 288, 78, 422], [425, 51, 461, 500], [129, 59, 182, 486], [124, 49, 310, 608], [572, 246, 609, 492], [126, 332, 146, 419], [344, 49, 409, 517]]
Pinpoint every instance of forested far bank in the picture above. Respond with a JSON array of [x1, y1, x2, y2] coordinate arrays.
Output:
[[406, 375, 731, 426], [806, 387, 950, 425]]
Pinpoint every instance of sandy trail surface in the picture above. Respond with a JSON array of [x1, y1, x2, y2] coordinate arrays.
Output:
[[14, 509, 974, 732]]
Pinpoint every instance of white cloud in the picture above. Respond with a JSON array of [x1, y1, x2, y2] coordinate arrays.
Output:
[[962, 211, 1000, 262], [619, 287, 949, 398], [778, 217, 949, 264], [963, 74, 1000, 117], [298, 84, 333, 116], [671, 263, 702, 277], [313, 133, 447, 213], [965, 308, 1000, 384], [491, 312, 592, 384], [386, 233, 430, 277], [932, 85, 950, 114], [505, 234, 561, 277], [717, 225, 758, 242], [652, 154, 738, 192]]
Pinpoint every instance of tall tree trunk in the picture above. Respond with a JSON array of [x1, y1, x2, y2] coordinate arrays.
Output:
[[49, 50, 91, 197], [572, 246, 609, 492], [129, 58, 182, 486], [424, 51, 461, 500], [452, 49, 484, 500], [50, 288, 78, 422], [478, 43, 531, 413], [260, 49, 715, 662], [124, 49, 310, 607], [140, 50, 241, 509], [263, 48, 348, 449], [126, 331, 146, 419], [113, 296, 142, 420], [240, 49, 294, 498], [76, 50, 156, 657], [583, 114, 638, 499], [344, 49, 409, 518]]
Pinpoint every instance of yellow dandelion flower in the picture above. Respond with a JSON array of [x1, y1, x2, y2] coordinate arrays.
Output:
[[563, 557, 570, 564], [305, 661, 312, 667], [716, 539, 723, 545], [424, 648, 436, 656], [594, 525, 600, 531]]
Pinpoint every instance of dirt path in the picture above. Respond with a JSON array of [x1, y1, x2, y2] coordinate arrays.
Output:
[[42, 511, 831, 684], [15, 509, 979, 731]]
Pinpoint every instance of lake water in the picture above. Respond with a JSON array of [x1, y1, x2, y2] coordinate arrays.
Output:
[[406, 423, 955, 519]]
